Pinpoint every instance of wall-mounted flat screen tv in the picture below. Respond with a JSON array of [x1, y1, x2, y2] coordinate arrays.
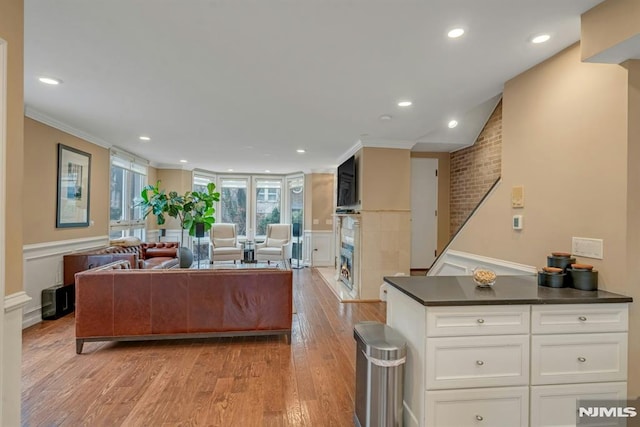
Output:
[[337, 155, 357, 208]]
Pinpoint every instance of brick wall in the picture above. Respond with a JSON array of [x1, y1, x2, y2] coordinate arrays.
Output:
[[450, 100, 502, 236]]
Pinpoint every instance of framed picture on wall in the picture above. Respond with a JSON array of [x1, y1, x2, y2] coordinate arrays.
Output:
[[56, 143, 91, 228]]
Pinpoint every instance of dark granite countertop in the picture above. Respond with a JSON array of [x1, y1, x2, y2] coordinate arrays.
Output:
[[383, 275, 633, 306]]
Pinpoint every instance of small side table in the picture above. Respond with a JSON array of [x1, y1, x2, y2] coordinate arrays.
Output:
[[243, 241, 256, 263]]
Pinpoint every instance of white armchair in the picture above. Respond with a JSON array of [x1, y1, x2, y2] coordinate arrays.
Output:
[[256, 224, 292, 262], [211, 223, 243, 263]]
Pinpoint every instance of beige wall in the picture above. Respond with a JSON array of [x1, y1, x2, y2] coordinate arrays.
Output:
[[23, 118, 110, 245], [452, 44, 628, 286], [360, 147, 411, 211], [625, 60, 640, 397], [310, 173, 334, 231], [1, 0, 24, 295], [154, 169, 192, 229], [450, 44, 640, 395], [410, 152, 451, 254], [581, 0, 640, 61]]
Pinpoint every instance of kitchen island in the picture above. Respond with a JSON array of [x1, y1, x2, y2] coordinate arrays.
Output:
[[383, 274, 632, 427]]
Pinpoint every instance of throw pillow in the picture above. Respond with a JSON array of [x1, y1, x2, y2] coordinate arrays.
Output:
[[214, 237, 236, 247], [110, 236, 142, 247], [267, 237, 287, 248]]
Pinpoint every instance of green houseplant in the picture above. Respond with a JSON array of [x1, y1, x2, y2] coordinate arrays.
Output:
[[140, 180, 220, 266]]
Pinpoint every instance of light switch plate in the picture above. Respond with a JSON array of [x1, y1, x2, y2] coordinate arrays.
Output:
[[572, 237, 604, 259], [512, 215, 523, 230]]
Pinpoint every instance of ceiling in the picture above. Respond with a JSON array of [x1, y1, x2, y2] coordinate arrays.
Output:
[[24, 0, 604, 174]]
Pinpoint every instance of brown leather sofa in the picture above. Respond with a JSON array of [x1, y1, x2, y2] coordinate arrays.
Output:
[[74, 260, 293, 353], [63, 242, 179, 285]]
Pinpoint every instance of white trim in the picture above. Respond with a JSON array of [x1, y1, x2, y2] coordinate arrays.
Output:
[[22, 235, 108, 328], [23, 235, 109, 260], [337, 138, 416, 167], [4, 292, 31, 313], [24, 106, 112, 148], [429, 249, 537, 276]]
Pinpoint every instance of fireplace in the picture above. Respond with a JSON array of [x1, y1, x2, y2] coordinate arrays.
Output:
[[340, 243, 354, 289]]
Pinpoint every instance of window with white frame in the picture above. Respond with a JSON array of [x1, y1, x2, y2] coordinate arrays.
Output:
[[193, 172, 216, 194], [219, 177, 248, 237], [109, 149, 148, 239], [254, 178, 282, 239]]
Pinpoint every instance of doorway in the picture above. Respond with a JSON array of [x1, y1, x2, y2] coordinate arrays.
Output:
[[411, 157, 438, 269], [287, 176, 304, 267]]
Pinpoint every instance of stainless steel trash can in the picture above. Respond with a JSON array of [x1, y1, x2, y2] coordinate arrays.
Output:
[[354, 322, 406, 427]]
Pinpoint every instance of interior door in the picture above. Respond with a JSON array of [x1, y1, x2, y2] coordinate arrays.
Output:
[[411, 157, 438, 269]]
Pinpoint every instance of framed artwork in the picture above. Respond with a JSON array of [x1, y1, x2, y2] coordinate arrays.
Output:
[[56, 143, 91, 228]]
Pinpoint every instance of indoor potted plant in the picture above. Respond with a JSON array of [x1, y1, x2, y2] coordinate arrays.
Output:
[[140, 181, 220, 267]]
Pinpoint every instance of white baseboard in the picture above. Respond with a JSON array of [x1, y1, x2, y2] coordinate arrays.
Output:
[[22, 235, 108, 328], [429, 250, 537, 276]]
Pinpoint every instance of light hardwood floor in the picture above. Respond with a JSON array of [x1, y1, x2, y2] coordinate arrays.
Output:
[[22, 268, 386, 426]]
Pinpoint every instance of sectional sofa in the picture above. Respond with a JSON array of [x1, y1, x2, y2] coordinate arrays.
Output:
[[74, 260, 293, 353], [63, 241, 180, 285]]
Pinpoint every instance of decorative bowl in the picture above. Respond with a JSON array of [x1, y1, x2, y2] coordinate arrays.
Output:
[[472, 267, 497, 288]]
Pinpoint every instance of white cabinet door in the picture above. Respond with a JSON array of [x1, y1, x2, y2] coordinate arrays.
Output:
[[530, 382, 627, 427], [426, 387, 529, 427], [426, 305, 529, 337], [426, 335, 529, 389], [531, 304, 629, 334], [531, 333, 627, 385]]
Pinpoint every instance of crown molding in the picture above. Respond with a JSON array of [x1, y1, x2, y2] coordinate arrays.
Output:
[[309, 168, 335, 174], [25, 106, 113, 149], [336, 138, 416, 165]]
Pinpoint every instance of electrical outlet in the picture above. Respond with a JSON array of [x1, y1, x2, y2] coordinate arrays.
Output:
[[572, 237, 604, 259]]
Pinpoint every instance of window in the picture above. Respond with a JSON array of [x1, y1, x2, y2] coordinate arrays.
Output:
[[254, 178, 282, 238], [193, 172, 215, 194], [109, 149, 148, 239], [219, 178, 248, 237]]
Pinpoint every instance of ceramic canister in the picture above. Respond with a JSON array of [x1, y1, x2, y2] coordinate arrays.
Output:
[[538, 271, 566, 288], [569, 268, 598, 291], [547, 255, 576, 270]]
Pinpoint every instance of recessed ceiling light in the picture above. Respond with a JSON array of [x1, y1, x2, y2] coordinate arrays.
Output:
[[38, 77, 62, 85], [447, 28, 465, 39], [179, 159, 188, 163], [297, 149, 306, 153], [265, 169, 271, 173], [139, 136, 150, 141], [227, 168, 233, 172], [379, 114, 392, 121], [448, 120, 459, 129], [531, 34, 551, 44], [397, 101, 412, 107]]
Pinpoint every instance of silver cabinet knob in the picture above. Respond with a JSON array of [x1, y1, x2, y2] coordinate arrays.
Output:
[[578, 316, 587, 321], [578, 357, 587, 362], [477, 318, 485, 324], [476, 360, 484, 366], [476, 415, 484, 421]]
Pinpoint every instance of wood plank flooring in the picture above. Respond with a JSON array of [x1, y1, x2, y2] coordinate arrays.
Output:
[[22, 268, 386, 427]]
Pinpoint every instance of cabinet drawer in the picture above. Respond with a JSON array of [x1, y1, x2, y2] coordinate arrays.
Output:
[[426, 335, 529, 390], [426, 386, 528, 427], [530, 382, 627, 427], [531, 333, 628, 385], [426, 305, 529, 337], [531, 303, 628, 334]]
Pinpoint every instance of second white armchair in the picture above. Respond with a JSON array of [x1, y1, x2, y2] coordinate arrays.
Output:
[[256, 224, 292, 262]]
